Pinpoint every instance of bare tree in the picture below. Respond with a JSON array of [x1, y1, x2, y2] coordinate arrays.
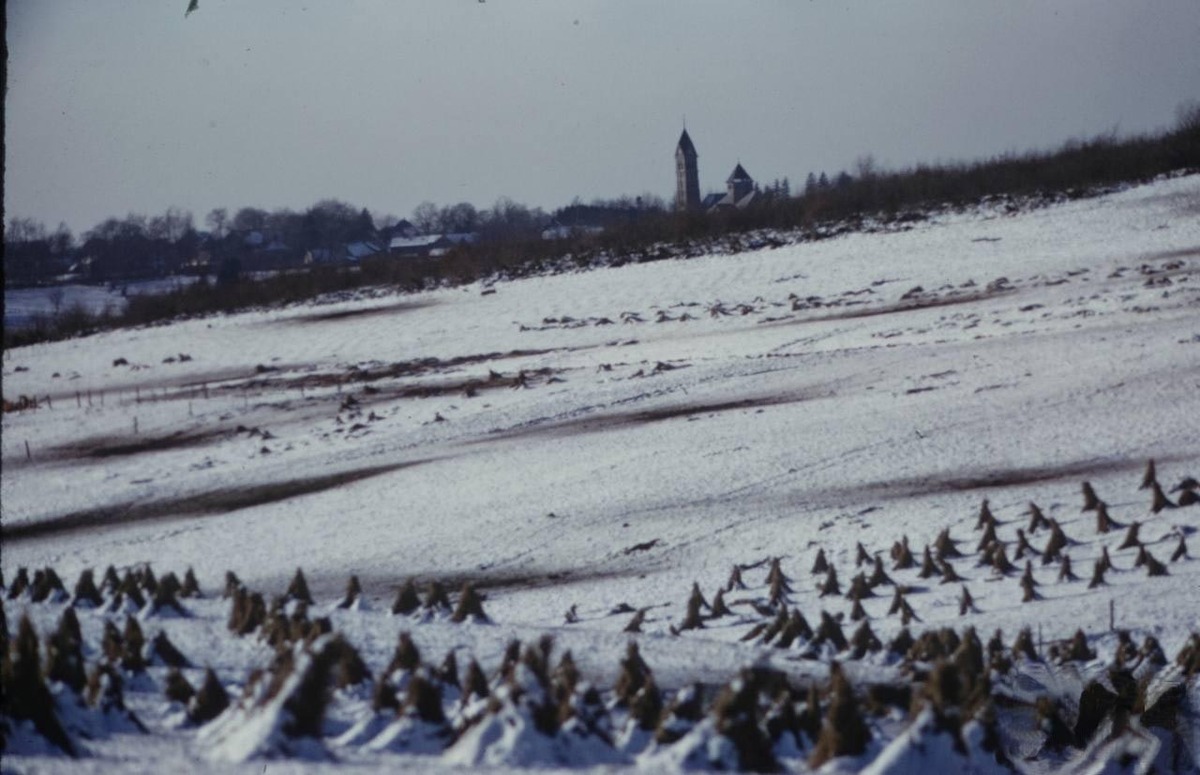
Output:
[[205, 207, 229, 238], [231, 207, 268, 234], [48, 287, 66, 316], [438, 202, 479, 233], [148, 207, 191, 243], [266, 208, 302, 247], [50, 223, 74, 255], [6, 217, 47, 244], [411, 201, 440, 234], [855, 154, 878, 180], [636, 192, 667, 211], [1176, 100, 1200, 134]]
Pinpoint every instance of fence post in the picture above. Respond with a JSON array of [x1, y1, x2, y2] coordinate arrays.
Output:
[[25, 440, 31, 461]]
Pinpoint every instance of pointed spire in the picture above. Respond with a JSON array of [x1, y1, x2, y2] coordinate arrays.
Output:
[[727, 162, 752, 183], [676, 128, 697, 156]]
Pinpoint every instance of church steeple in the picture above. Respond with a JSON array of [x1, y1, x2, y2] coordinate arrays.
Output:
[[726, 162, 754, 203], [675, 129, 701, 212]]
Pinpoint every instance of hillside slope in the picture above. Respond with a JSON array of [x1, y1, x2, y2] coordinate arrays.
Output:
[[3, 173, 1199, 771]]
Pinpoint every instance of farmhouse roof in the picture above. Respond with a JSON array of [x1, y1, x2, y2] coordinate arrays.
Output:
[[389, 235, 446, 250], [346, 241, 382, 260]]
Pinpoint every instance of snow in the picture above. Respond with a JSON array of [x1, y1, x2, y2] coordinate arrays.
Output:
[[4, 278, 202, 331], [3, 173, 1200, 771], [862, 709, 1006, 775]]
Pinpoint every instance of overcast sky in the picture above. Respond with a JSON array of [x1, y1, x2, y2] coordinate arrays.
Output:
[[6, 1, 1200, 235]]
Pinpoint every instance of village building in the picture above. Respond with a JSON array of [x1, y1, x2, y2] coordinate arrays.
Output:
[[389, 234, 451, 257], [675, 129, 701, 212], [704, 163, 758, 210], [305, 240, 383, 265], [675, 129, 758, 213], [388, 232, 477, 258]]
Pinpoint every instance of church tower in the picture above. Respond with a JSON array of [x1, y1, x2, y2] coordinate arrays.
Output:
[[675, 129, 701, 212], [726, 163, 754, 204]]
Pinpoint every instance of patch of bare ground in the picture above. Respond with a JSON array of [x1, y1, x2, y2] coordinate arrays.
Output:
[[31, 366, 283, 406], [479, 389, 832, 443], [47, 427, 235, 461], [393, 369, 562, 400], [62, 350, 560, 407], [227, 349, 557, 394], [325, 565, 642, 601], [1142, 245, 1200, 262], [5, 460, 430, 543], [763, 288, 1015, 327], [857, 455, 1190, 500], [289, 299, 438, 324]]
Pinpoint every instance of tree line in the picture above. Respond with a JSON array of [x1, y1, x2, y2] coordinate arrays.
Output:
[[4, 195, 610, 287], [4, 103, 1198, 348]]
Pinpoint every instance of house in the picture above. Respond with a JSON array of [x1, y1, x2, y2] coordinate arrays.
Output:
[[431, 233, 477, 256], [181, 250, 212, 276], [304, 248, 337, 265], [345, 241, 383, 262], [380, 219, 419, 242], [67, 255, 95, 276], [442, 232, 479, 247], [387, 233, 478, 258], [303, 241, 383, 266], [542, 200, 648, 240], [388, 235, 451, 258]]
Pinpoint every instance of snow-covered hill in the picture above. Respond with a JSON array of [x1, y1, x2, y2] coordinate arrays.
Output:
[[3, 173, 1199, 772]]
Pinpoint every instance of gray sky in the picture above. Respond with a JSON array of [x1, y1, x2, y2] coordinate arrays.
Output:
[[6, 1, 1200, 235]]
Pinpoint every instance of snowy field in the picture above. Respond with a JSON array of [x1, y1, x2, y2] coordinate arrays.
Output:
[[4, 278, 202, 331], [3, 174, 1200, 772]]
